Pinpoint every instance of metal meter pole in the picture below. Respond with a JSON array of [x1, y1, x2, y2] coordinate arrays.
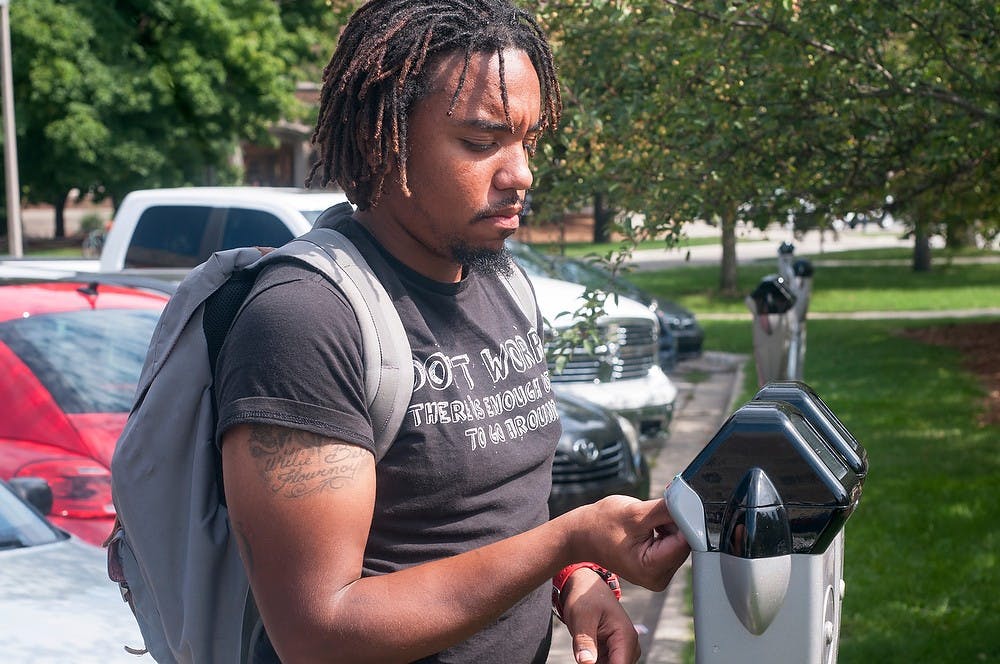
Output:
[[1, 0, 22, 258]]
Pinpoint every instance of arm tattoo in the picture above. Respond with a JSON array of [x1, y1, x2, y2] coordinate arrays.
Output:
[[246, 425, 367, 498]]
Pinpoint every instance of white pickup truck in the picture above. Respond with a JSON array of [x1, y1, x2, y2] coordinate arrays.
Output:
[[2, 186, 676, 436], [0, 187, 350, 280]]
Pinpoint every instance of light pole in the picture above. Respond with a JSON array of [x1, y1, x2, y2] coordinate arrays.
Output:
[[0, 0, 22, 258]]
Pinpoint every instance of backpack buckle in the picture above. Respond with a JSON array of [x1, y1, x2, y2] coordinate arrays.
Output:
[[106, 527, 130, 599], [107, 527, 150, 656]]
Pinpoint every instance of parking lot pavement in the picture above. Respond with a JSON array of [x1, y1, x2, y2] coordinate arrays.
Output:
[[547, 351, 748, 663]]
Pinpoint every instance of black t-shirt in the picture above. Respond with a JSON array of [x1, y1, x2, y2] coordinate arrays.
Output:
[[216, 217, 560, 663]]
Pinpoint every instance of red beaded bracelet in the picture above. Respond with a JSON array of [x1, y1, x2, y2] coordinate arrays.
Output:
[[551, 562, 622, 622]]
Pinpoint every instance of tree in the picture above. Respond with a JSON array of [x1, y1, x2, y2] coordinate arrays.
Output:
[[528, 0, 998, 289], [531, 0, 866, 293], [687, 0, 1000, 272], [5, 0, 337, 236], [7, 0, 115, 236]]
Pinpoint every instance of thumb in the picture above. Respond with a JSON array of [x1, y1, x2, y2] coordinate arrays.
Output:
[[572, 630, 599, 664]]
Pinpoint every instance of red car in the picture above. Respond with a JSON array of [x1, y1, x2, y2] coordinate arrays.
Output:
[[0, 277, 168, 545]]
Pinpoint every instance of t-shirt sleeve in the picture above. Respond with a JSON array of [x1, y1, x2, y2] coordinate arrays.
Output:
[[214, 266, 376, 454]]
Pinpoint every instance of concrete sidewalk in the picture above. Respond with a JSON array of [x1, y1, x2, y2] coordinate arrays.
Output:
[[629, 227, 926, 271], [547, 351, 748, 663]]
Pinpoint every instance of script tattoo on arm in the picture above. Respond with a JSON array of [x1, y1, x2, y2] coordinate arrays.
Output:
[[246, 425, 367, 498]]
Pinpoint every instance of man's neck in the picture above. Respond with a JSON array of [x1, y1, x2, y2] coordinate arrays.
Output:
[[353, 209, 465, 283]]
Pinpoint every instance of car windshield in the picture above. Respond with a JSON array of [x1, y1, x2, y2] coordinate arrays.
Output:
[[0, 309, 160, 413], [0, 485, 62, 549], [508, 241, 622, 290], [550, 257, 614, 288], [506, 241, 558, 278]]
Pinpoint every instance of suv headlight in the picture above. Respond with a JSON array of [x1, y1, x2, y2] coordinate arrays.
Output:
[[615, 414, 642, 462]]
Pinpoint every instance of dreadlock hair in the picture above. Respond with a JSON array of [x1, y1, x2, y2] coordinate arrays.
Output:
[[305, 0, 561, 210]]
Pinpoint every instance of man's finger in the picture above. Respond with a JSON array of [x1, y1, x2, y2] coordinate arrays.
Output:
[[573, 631, 599, 664], [635, 496, 673, 529]]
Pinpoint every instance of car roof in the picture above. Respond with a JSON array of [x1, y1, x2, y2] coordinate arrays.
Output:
[[0, 280, 168, 322], [120, 186, 350, 211]]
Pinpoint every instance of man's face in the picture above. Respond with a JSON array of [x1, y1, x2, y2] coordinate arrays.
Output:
[[362, 48, 542, 282]]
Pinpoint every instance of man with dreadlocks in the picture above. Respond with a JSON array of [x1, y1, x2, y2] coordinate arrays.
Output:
[[215, 1, 689, 662]]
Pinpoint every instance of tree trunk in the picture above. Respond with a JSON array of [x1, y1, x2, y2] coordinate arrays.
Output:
[[719, 208, 739, 295], [945, 220, 976, 249], [592, 191, 613, 244], [913, 218, 932, 272], [53, 195, 67, 238]]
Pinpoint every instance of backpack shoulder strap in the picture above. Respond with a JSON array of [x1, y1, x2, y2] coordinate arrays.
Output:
[[256, 227, 413, 458]]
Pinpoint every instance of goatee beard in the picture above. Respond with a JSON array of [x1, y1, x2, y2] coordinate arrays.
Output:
[[450, 243, 514, 278]]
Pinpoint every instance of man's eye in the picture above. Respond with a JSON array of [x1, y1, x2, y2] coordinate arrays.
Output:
[[463, 140, 495, 153]]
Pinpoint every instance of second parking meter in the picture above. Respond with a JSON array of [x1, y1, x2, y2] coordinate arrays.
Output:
[[777, 241, 797, 283], [773, 243, 813, 381], [792, 259, 814, 316], [665, 383, 866, 663], [787, 258, 814, 380], [746, 274, 796, 387], [752, 381, 866, 479]]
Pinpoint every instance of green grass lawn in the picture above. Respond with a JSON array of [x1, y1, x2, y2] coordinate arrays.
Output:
[[686, 256, 999, 662], [24, 245, 88, 258], [630, 257, 1000, 314]]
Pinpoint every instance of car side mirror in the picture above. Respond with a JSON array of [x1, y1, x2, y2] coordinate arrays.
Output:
[[8, 477, 54, 515]]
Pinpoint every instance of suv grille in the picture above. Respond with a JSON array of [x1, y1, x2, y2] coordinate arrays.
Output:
[[552, 439, 626, 485], [547, 319, 657, 384]]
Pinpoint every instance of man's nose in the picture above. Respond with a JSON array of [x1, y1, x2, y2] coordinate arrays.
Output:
[[494, 144, 534, 193]]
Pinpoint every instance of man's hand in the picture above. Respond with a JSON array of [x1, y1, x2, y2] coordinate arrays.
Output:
[[565, 494, 692, 592], [559, 568, 639, 664]]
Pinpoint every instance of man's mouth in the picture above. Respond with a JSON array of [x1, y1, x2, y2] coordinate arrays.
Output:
[[478, 205, 522, 220]]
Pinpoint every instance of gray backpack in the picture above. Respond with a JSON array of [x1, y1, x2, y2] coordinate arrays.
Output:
[[107, 208, 536, 663]]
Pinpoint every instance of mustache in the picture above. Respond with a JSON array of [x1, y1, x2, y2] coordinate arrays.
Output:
[[474, 196, 524, 219]]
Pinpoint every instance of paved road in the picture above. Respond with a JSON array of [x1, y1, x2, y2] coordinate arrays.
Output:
[[19, 203, 112, 239], [629, 225, 932, 271]]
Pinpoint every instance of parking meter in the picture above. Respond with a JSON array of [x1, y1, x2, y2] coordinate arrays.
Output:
[[665, 383, 865, 663], [752, 381, 866, 479], [792, 259, 814, 315], [777, 241, 796, 283], [745, 274, 796, 387], [773, 243, 813, 381], [752, 379, 867, 654], [786, 258, 814, 380]]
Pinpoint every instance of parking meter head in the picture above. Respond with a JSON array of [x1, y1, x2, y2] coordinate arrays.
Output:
[[679, 401, 863, 555], [750, 275, 796, 315], [719, 467, 792, 559], [753, 381, 868, 479], [778, 241, 796, 255], [793, 258, 814, 278]]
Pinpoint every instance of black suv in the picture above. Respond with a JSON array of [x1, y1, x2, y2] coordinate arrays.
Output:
[[548, 392, 651, 517]]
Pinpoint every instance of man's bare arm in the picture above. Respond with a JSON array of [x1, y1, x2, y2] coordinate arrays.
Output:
[[222, 423, 689, 664]]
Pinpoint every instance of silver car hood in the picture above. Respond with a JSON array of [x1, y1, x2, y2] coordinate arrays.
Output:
[[0, 538, 145, 662]]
